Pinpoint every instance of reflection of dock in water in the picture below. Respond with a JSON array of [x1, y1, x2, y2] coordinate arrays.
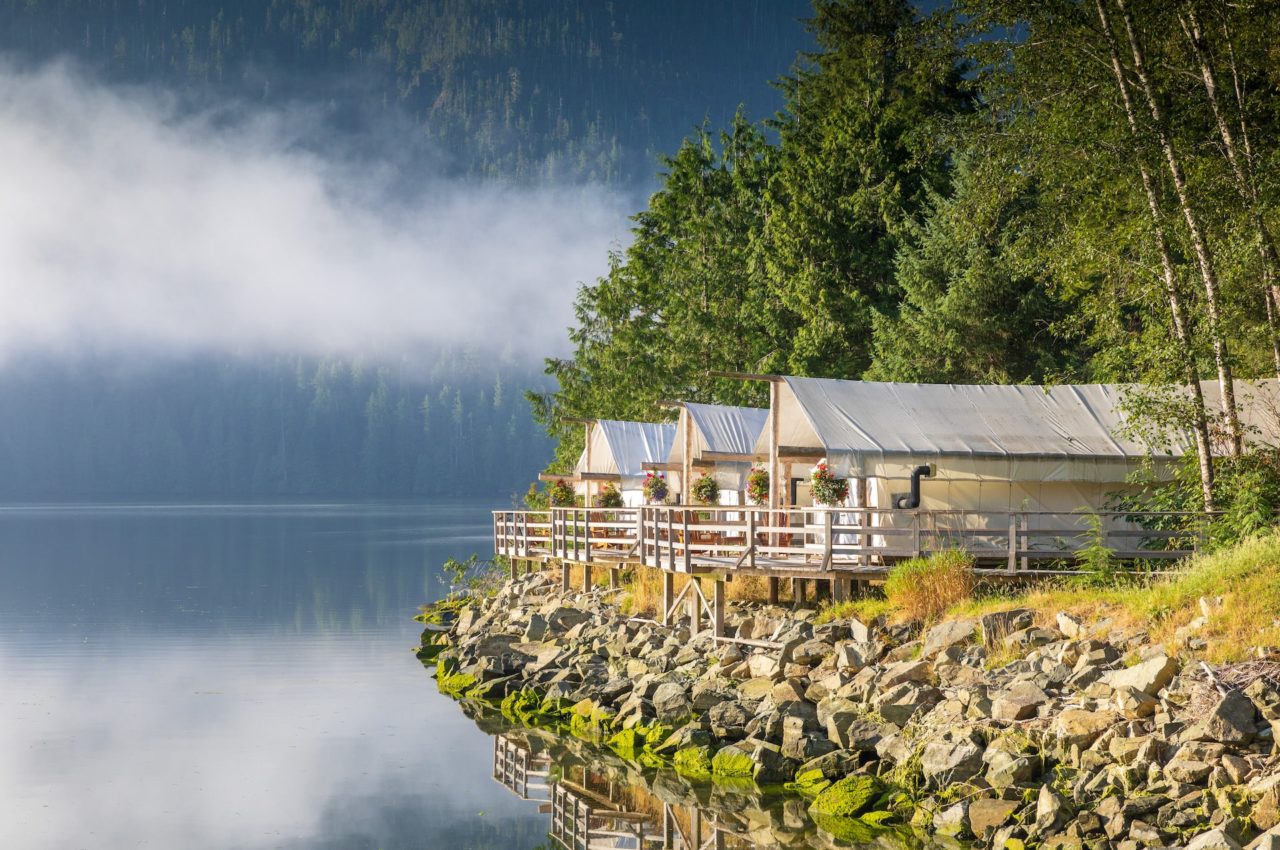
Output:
[[491, 733, 752, 849]]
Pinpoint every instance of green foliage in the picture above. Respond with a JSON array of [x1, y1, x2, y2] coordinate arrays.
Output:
[[439, 553, 507, 597], [1076, 512, 1118, 585], [690, 473, 720, 506], [808, 775, 883, 817]]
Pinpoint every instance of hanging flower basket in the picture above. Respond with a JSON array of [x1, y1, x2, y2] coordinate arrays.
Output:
[[642, 471, 669, 503], [690, 473, 720, 506], [746, 467, 770, 506], [810, 462, 849, 506], [548, 478, 576, 507], [595, 483, 624, 508]]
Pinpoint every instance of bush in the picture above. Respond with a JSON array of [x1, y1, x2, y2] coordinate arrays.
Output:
[[595, 483, 624, 508], [883, 550, 975, 622], [691, 473, 720, 505]]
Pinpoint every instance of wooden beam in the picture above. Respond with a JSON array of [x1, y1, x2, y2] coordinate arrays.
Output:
[[778, 446, 827, 459], [641, 461, 681, 471], [537, 471, 620, 482], [708, 371, 781, 382], [699, 451, 764, 463]]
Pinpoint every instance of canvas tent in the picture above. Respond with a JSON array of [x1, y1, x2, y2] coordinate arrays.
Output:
[[662, 403, 768, 503], [753, 376, 1280, 514], [570, 419, 676, 507]]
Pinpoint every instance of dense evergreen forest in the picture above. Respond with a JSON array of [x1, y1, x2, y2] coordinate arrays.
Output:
[[0, 353, 550, 499], [532, 0, 1280, 520], [0, 0, 811, 184]]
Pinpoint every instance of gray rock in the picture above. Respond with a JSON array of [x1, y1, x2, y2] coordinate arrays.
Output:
[[1101, 654, 1179, 696], [1056, 611, 1086, 639], [652, 682, 692, 723], [1035, 784, 1070, 833], [879, 659, 931, 689], [1184, 690, 1257, 745], [922, 619, 977, 657], [876, 681, 941, 726], [707, 699, 751, 740], [980, 608, 1034, 646], [992, 682, 1048, 721], [969, 798, 1020, 837], [985, 748, 1041, 789], [921, 736, 985, 788], [933, 802, 969, 837], [1187, 828, 1243, 850], [827, 712, 883, 752]]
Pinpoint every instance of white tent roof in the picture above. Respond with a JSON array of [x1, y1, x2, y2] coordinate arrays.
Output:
[[754, 376, 1280, 482], [669, 403, 769, 465], [577, 419, 676, 488]]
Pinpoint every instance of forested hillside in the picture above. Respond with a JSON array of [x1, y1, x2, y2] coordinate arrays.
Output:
[[0, 0, 811, 183], [533, 0, 1280, 518], [0, 353, 549, 499]]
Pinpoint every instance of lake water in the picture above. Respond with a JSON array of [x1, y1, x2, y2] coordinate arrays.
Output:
[[0, 502, 552, 850]]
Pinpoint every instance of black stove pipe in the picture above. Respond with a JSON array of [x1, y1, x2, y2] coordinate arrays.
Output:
[[893, 464, 933, 509]]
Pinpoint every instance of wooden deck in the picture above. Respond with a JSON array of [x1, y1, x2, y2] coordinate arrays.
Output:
[[494, 505, 1207, 576], [493, 504, 1209, 636]]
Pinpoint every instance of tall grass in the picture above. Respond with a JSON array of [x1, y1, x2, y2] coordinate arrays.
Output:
[[882, 550, 977, 624]]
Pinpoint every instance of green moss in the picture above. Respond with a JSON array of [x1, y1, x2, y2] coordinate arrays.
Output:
[[673, 746, 713, 780], [607, 728, 643, 757], [436, 671, 477, 698], [785, 767, 832, 797], [809, 812, 878, 844], [809, 775, 883, 818], [710, 746, 754, 778]]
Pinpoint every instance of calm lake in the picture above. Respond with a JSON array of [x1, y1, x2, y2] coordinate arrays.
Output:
[[0, 501, 551, 849]]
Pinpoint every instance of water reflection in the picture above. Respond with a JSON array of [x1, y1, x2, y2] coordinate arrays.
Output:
[[0, 503, 549, 849], [462, 704, 931, 850]]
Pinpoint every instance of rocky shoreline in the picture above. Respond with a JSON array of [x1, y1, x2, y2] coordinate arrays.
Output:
[[419, 571, 1280, 850]]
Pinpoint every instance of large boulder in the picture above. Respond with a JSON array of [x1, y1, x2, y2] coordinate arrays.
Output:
[[1184, 690, 1257, 745], [1052, 709, 1120, 749], [920, 736, 985, 788], [652, 682, 692, 723], [922, 619, 977, 657], [1100, 654, 1179, 696]]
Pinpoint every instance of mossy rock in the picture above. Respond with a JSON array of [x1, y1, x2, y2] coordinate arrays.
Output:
[[436, 671, 477, 698], [809, 811, 880, 845], [608, 729, 644, 758], [786, 766, 832, 797], [673, 746, 713, 780], [500, 689, 545, 725], [711, 746, 755, 778], [435, 655, 459, 677], [809, 775, 883, 818]]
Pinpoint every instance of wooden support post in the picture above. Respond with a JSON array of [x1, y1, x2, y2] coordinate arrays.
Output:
[[1019, 512, 1029, 571], [610, 567, 620, 589], [583, 511, 592, 564], [792, 577, 804, 608], [688, 576, 700, 634], [667, 511, 675, 571], [637, 508, 646, 568], [833, 577, 846, 603], [1007, 513, 1017, 572], [661, 571, 674, 626], [682, 509, 691, 573], [713, 577, 725, 638], [509, 557, 517, 580], [823, 509, 833, 569], [768, 576, 779, 605], [582, 563, 592, 593], [747, 509, 757, 569], [561, 560, 570, 593]]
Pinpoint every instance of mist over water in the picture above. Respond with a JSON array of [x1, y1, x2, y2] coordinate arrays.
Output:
[[0, 60, 630, 365]]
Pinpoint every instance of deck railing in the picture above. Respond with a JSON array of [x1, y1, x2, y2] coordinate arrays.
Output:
[[494, 505, 1215, 573]]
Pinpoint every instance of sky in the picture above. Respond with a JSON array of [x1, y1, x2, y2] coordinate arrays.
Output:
[[0, 60, 632, 364]]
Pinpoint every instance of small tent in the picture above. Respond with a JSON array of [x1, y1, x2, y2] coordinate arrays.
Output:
[[663, 403, 768, 504], [571, 419, 676, 507]]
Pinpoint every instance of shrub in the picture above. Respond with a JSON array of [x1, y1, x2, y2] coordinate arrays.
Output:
[[642, 471, 669, 503], [595, 483, 624, 508], [691, 473, 720, 505], [547, 478, 576, 507], [883, 550, 976, 622], [810, 462, 849, 506], [746, 466, 770, 505]]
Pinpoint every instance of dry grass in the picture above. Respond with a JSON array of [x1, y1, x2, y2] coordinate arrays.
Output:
[[882, 550, 977, 624], [947, 530, 1280, 663]]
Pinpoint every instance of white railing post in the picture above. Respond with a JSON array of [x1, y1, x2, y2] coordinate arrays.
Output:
[[823, 508, 833, 569], [1007, 512, 1017, 571], [747, 508, 757, 569]]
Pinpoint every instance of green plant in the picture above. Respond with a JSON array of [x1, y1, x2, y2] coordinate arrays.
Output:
[[1077, 512, 1117, 585], [523, 481, 549, 509], [439, 553, 507, 596], [642, 471, 669, 503], [595, 482, 624, 508], [547, 478, 576, 507], [810, 462, 849, 506], [691, 473, 720, 505], [746, 466, 770, 505], [883, 550, 976, 622]]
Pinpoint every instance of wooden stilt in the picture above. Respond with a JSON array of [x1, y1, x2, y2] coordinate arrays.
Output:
[[768, 576, 779, 605], [583, 563, 592, 593], [688, 576, 700, 634], [713, 577, 725, 637], [610, 567, 620, 589], [661, 571, 674, 626], [561, 561, 570, 593]]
